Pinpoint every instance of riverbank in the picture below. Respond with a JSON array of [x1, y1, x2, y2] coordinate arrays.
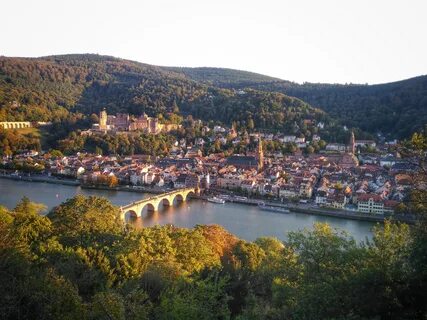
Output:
[[0, 174, 80, 186], [0, 174, 416, 224], [81, 184, 169, 194], [0, 177, 376, 242], [0, 174, 169, 194], [285, 205, 415, 224], [223, 198, 416, 224]]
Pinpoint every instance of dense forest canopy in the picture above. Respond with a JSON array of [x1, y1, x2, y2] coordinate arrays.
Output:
[[164, 67, 281, 85], [0, 54, 206, 121], [0, 195, 426, 319], [0, 55, 325, 133], [1, 54, 425, 140], [174, 67, 427, 139]]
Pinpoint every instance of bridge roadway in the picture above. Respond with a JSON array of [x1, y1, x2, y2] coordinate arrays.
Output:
[[119, 188, 197, 220]]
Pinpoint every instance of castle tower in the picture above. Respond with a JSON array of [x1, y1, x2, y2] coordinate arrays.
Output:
[[257, 138, 264, 171], [99, 108, 108, 130], [149, 117, 159, 134], [349, 130, 355, 154]]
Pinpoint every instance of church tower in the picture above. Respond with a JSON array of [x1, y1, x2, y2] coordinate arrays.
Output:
[[349, 130, 355, 154], [257, 138, 264, 171], [99, 108, 108, 130]]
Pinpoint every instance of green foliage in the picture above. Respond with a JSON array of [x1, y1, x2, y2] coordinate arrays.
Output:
[[0, 54, 350, 146], [174, 66, 427, 139], [59, 132, 175, 156], [0, 54, 205, 122], [213, 77, 427, 139], [397, 131, 427, 217], [182, 88, 328, 134], [89, 291, 126, 320], [165, 66, 280, 85], [0, 194, 426, 319], [0, 127, 41, 155], [48, 195, 123, 247], [156, 275, 230, 320], [48, 149, 64, 158]]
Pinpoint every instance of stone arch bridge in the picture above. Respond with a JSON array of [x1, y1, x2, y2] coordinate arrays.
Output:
[[119, 188, 197, 220]]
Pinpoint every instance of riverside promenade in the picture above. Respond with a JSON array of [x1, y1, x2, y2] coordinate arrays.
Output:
[[0, 173, 80, 186], [0, 174, 417, 224]]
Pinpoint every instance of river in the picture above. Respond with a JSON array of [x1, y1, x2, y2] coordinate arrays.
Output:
[[0, 178, 376, 242]]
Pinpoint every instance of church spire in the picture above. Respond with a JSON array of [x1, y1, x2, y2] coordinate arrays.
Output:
[[257, 137, 264, 171], [99, 108, 108, 130], [349, 130, 355, 154]]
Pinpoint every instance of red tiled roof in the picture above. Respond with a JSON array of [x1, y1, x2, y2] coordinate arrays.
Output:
[[384, 200, 399, 208], [357, 193, 382, 202]]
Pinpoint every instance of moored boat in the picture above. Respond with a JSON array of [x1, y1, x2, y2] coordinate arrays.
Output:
[[258, 203, 289, 213], [207, 196, 226, 204]]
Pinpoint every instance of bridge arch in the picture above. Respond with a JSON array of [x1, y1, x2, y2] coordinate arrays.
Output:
[[173, 191, 194, 203], [185, 190, 195, 200], [173, 194, 185, 203], [141, 203, 156, 216], [123, 209, 138, 220], [158, 198, 171, 210]]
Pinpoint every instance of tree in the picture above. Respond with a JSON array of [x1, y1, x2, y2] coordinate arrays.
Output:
[[10, 197, 53, 257], [305, 145, 315, 154], [48, 195, 123, 247], [172, 99, 180, 113], [156, 275, 230, 320], [396, 131, 427, 317], [172, 228, 220, 274], [90, 291, 125, 320], [318, 139, 327, 149], [49, 149, 64, 158], [273, 223, 363, 319], [107, 175, 119, 187], [398, 132, 427, 216], [247, 118, 255, 131], [95, 146, 103, 156]]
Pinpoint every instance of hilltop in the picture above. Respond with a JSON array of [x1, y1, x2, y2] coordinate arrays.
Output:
[[164, 66, 281, 85], [0, 54, 335, 136], [175, 67, 427, 139], [1, 54, 426, 139]]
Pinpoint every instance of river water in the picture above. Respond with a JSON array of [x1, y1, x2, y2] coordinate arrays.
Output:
[[0, 178, 376, 242]]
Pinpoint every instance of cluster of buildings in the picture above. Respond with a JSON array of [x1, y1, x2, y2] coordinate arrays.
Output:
[[91, 109, 179, 134], [3, 119, 418, 216]]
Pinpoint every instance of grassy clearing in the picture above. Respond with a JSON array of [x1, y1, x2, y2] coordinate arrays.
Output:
[[15, 127, 41, 137]]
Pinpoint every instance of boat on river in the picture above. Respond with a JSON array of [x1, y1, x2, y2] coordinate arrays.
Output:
[[258, 203, 289, 213], [207, 196, 226, 204]]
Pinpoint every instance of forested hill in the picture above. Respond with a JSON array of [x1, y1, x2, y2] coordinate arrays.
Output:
[[0, 54, 335, 135], [174, 67, 427, 139], [0, 54, 205, 121], [2, 54, 424, 139], [242, 77, 427, 139], [164, 66, 281, 85]]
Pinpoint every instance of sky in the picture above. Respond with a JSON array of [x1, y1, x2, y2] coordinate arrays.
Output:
[[1, 0, 426, 84]]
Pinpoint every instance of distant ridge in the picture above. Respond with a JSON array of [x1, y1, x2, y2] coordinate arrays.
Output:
[[164, 66, 282, 85], [173, 66, 427, 138], [0, 53, 426, 138], [0, 54, 334, 139]]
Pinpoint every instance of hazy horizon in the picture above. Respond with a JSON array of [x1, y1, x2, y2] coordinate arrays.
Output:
[[1, 0, 426, 85]]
